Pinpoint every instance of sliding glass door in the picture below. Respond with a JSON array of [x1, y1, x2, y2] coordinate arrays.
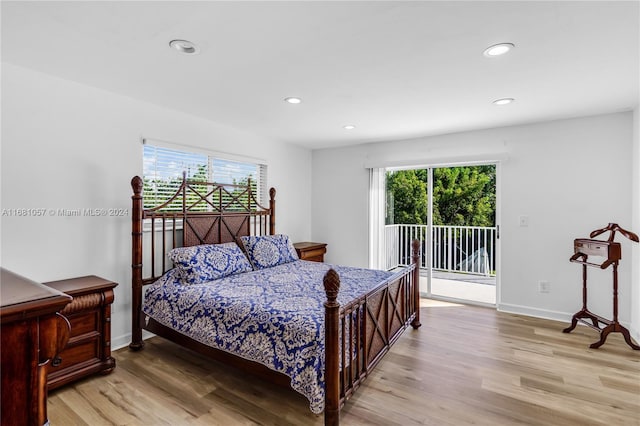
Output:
[[382, 164, 498, 306]]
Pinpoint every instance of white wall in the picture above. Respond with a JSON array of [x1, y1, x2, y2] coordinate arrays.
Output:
[[312, 113, 635, 325], [632, 107, 640, 343], [1, 62, 312, 349]]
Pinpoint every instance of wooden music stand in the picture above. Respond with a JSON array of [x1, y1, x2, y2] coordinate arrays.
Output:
[[563, 223, 640, 350]]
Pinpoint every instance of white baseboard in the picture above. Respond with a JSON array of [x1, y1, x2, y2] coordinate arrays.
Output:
[[497, 303, 573, 323], [112, 330, 156, 351], [112, 334, 131, 351], [498, 303, 635, 333]]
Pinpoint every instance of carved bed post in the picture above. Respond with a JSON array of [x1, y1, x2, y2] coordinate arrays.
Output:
[[269, 188, 276, 235], [130, 176, 144, 350], [411, 239, 422, 329], [323, 269, 340, 426]]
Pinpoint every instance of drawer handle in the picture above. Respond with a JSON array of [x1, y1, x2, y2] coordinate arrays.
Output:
[[52, 356, 62, 367]]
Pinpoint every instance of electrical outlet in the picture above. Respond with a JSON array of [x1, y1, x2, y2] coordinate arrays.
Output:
[[538, 281, 550, 293], [519, 215, 529, 227]]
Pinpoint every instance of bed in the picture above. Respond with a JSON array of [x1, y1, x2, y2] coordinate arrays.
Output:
[[129, 174, 421, 425]]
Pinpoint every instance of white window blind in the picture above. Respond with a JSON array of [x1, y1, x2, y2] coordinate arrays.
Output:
[[142, 141, 268, 210]]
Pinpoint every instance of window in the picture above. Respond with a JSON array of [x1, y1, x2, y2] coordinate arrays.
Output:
[[142, 140, 267, 211]]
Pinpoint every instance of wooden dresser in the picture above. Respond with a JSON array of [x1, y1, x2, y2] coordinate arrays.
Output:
[[43, 275, 118, 389], [1, 268, 72, 426], [294, 242, 327, 262]]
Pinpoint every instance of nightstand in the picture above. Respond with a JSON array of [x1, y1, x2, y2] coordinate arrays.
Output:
[[43, 275, 117, 389], [294, 242, 327, 262]]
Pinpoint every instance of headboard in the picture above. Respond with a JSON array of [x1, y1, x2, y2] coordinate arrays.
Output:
[[130, 174, 275, 349]]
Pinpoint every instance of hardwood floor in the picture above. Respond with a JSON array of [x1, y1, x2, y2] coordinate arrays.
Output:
[[48, 301, 640, 425]]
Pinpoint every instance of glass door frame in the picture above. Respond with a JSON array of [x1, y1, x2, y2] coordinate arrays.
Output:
[[382, 161, 501, 307]]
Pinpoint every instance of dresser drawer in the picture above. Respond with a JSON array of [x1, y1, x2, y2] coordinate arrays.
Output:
[[294, 242, 327, 263], [53, 338, 100, 371], [300, 247, 326, 261], [67, 311, 99, 338], [575, 240, 605, 256], [574, 239, 621, 260]]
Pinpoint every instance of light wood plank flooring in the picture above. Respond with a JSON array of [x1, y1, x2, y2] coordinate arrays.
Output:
[[48, 301, 640, 425]]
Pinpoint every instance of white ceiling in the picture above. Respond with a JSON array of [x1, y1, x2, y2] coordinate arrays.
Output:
[[2, 1, 638, 150]]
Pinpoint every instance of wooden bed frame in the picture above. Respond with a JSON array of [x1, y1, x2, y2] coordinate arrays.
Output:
[[129, 175, 421, 425]]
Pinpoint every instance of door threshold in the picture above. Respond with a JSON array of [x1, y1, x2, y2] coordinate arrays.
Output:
[[422, 293, 496, 309]]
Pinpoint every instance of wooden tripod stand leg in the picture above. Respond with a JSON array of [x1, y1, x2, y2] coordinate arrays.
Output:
[[562, 316, 578, 333], [590, 324, 612, 349], [620, 327, 640, 350], [593, 263, 640, 350], [564, 264, 594, 334], [590, 323, 640, 350]]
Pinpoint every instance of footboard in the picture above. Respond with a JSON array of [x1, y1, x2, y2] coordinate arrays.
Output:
[[323, 240, 421, 425]]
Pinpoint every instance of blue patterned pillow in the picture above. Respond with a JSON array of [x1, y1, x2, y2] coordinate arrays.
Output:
[[168, 242, 253, 285], [240, 234, 299, 270]]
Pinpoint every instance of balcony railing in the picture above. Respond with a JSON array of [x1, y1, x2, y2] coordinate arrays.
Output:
[[384, 224, 497, 276]]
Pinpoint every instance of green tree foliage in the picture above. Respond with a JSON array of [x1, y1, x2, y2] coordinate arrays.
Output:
[[432, 166, 495, 226], [143, 164, 209, 211], [386, 170, 427, 224], [143, 164, 258, 212], [386, 165, 495, 226]]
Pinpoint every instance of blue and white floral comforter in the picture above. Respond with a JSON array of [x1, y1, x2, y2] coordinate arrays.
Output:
[[143, 260, 397, 414]]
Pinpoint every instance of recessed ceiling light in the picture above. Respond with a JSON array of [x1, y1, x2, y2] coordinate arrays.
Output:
[[493, 98, 515, 106], [483, 43, 515, 57], [284, 97, 302, 104], [343, 124, 356, 130], [169, 39, 200, 55]]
